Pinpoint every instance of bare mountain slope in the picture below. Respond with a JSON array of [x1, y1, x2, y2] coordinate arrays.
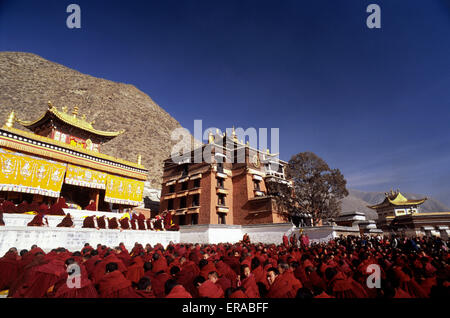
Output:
[[0, 51, 188, 187]]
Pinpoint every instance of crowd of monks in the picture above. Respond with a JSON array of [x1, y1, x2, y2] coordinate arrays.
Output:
[[0, 198, 179, 231], [0, 234, 448, 298]]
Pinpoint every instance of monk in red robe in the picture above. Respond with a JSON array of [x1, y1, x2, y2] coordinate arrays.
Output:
[[266, 267, 296, 298], [137, 213, 146, 230], [14, 256, 66, 298], [282, 234, 289, 248], [2, 200, 17, 213], [130, 217, 137, 230], [52, 258, 98, 298], [198, 272, 224, 298], [126, 256, 145, 284], [107, 217, 119, 229], [0, 248, 20, 290], [85, 200, 97, 211], [17, 200, 30, 213], [239, 264, 260, 298], [56, 213, 73, 227], [278, 262, 303, 295], [96, 216, 106, 229], [82, 215, 96, 228], [27, 213, 48, 227], [165, 279, 193, 298], [97, 262, 140, 298], [48, 197, 68, 216], [135, 276, 155, 298], [151, 270, 171, 298], [119, 217, 130, 230], [38, 202, 50, 215]]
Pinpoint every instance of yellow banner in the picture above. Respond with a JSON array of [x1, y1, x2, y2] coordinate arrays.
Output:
[[65, 164, 107, 189], [0, 148, 66, 197], [104, 174, 143, 206]]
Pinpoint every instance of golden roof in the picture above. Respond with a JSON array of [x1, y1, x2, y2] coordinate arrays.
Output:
[[368, 190, 427, 209], [0, 126, 147, 179], [16, 102, 125, 138]]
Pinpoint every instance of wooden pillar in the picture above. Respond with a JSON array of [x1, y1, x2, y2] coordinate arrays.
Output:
[[93, 189, 100, 211]]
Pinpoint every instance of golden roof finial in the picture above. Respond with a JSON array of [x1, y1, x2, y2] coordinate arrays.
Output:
[[61, 106, 68, 113], [47, 101, 53, 109], [232, 126, 238, 141], [266, 148, 270, 154], [208, 131, 214, 144], [72, 106, 79, 117], [81, 114, 87, 121], [137, 154, 142, 165], [5, 110, 15, 128], [246, 140, 249, 146]]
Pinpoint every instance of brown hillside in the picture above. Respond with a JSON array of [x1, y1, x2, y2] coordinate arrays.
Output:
[[0, 51, 189, 188]]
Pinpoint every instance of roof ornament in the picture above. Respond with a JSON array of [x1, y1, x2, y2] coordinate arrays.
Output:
[[72, 106, 79, 117], [232, 126, 238, 141], [137, 154, 142, 165], [5, 110, 15, 128], [47, 101, 53, 109], [61, 106, 68, 113], [208, 131, 214, 144]]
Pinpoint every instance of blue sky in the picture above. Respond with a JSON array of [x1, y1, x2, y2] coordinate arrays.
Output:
[[1, 0, 449, 205]]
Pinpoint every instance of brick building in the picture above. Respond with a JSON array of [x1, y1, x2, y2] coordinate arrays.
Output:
[[159, 129, 291, 226]]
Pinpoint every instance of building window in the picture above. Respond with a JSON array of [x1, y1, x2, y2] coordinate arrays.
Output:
[[169, 184, 175, 193], [182, 164, 189, 176], [179, 215, 186, 225], [181, 182, 188, 191], [254, 180, 261, 191], [193, 178, 200, 188], [180, 197, 187, 209], [168, 199, 174, 210], [218, 213, 226, 224], [217, 162, 224, 173], [191, 214, 198, 225], [218, 193, 226, 206], [192, 194, 200, 207], [217, 178, 224, 189]]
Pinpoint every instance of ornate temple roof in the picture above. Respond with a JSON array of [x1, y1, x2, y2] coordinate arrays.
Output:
[[368, 190, 427, 210], [16, 102, 124, 139]]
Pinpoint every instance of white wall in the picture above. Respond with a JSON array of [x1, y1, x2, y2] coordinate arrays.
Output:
[[0, 213, 179, 255]]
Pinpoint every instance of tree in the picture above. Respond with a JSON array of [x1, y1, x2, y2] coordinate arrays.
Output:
[[268, 152, 348, 226]]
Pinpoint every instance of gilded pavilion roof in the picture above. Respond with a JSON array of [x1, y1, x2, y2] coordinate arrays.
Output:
[[16, 101, 124, 138], [368, 190, 427, 210]]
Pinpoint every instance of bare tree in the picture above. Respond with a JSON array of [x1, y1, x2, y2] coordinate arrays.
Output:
[[268, 152, 348, 226]]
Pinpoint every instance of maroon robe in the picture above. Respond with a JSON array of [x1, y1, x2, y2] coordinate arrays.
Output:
[[48, 198, 68, 216], [56, 214, 73, 227], [0, 251, 20, 290], [82, 215, 96, 228], [2, 200, 17, 213], [53, 263, 98, 298], [27, 213, 47, 227], [96, 216, 106, 229], [165, 285, 193, 298], [198, 280, 224, 298], [119, 217, 130, 230], [17, 201, 30, 213], [137, 214, 146, 230], [0, 209, 4, 226], [107, 217, 119, 229], [98, 270, 139, 298], [85, 201, 97, 211]]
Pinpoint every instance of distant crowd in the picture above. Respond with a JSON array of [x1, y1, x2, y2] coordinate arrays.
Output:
[[0, 197, 179, 231], [0, 234, 448, 298]]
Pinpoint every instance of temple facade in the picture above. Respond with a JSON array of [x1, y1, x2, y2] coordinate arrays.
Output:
[[369, 190, 450, 238], [159, 129, 291, 226], [0, 102, 148, 212]]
